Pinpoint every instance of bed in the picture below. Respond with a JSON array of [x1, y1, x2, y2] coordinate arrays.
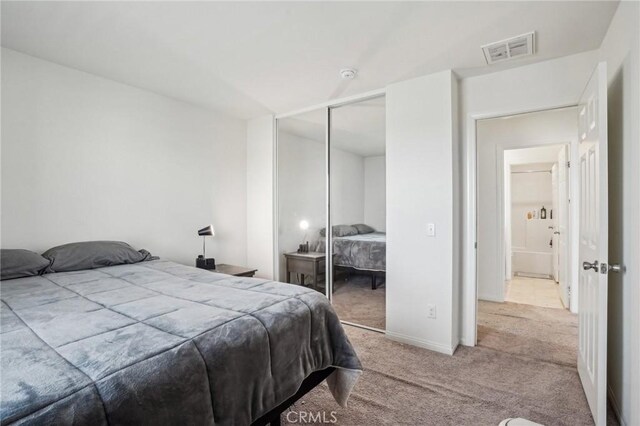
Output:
[[315, 231, 386, 289], [0, 254, 362, 425]]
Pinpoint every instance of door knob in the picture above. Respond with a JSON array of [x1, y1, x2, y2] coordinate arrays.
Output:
[[583, 260, 599, 271], [608, 264, 622, 273], [602, 263, 623, 273], [554, 231, 560, 235]]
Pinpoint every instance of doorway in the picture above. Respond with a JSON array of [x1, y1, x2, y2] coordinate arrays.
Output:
[[474, 107, 579, 356], [504, 144, 570, 310], [475, 107, 579, 310]]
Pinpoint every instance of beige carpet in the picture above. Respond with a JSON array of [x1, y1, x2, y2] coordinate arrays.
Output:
[[332, 274, 385, 330], [282, 301, 618, 425]]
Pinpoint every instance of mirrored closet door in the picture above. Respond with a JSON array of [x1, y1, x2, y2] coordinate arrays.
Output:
[[329, 96, 386, 331], [276, 95, 386, 332], [276, 108, 328, 294]]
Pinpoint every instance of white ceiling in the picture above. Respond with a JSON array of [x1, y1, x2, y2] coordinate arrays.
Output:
[[506, 145, 567, 166], [278, 96, 385, 157], [1, 1, 618, 119]]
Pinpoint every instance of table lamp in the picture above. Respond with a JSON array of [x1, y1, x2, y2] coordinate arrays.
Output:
[[196, 225, 216, 269], [298, 220, 310, 253]]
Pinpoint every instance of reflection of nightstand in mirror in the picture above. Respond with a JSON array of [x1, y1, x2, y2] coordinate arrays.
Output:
[[283, 252, 334, 291], [213, 264, 257, 278]]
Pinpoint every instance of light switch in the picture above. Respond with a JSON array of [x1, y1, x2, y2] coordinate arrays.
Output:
[[427, 223, 436, 237]]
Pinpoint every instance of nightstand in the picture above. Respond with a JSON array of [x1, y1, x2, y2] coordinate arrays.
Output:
[[213, 264, 258, 277], [283, 252, 334, 291]]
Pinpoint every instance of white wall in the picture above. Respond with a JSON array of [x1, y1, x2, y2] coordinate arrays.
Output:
[[459, 51, 599, 344], [331, 146, 365, 227], [246, 115, 275, 279], [277, 131, 326, 266], [598, 2, 640, 424], [386, 70, 457, 354], [0, 48, 247, 266], [475, 108, 577, 302], [364, 155, 386, 231]]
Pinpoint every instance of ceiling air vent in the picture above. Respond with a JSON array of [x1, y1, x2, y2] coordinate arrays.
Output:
[[482, 32, 535, 65]]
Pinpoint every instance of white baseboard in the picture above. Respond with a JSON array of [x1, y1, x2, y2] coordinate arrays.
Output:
[[607, 385, 626, 426], [385, 331, 457, 355], [459, 334, 475, 347]]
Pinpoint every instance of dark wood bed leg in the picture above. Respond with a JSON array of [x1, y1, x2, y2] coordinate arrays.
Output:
[[371, 273, 377, 290]]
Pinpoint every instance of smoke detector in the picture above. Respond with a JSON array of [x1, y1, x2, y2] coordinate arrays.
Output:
[[481, 32, 535, 65], [340, 68, 357, 79]]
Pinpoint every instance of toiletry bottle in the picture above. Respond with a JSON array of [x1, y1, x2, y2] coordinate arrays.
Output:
[[541, 206, 547, 219]]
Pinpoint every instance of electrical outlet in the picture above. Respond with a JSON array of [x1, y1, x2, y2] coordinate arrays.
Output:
[[427, 223, 436, 236], [427, 304, 436, 319]]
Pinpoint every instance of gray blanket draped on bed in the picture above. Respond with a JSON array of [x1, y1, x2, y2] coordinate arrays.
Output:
[[315, 232, 386, 272], [0, 260, 361, 425]]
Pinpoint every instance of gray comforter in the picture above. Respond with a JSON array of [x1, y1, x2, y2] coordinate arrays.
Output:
[[315, 232, 386, 272], [0, 260, 361, 425]]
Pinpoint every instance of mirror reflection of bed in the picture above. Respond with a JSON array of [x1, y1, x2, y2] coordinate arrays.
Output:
[[318, 224, 386, 331], [276, 96, 386, 332]]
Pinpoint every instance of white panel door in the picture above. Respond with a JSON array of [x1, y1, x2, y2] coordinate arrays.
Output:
[[558, 146, 569, 308], [577, 62, 608, 426]]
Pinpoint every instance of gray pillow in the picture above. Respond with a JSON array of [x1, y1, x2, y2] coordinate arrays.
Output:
[[42, 241, 156, 272], [319, 225, 359, 237], [352, 224, 375, 234], [1, 249, 51, 280], [333, 225, 358, 237]]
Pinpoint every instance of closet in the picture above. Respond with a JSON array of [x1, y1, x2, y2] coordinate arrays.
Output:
[[275, 95, 387, 331]]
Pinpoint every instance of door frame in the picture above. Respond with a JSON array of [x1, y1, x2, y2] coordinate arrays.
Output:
[[462, 103, 579, 346], [501, 141, 572, 302]]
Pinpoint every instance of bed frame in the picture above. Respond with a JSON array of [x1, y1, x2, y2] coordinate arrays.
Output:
[[251, 367, 336, 426], [335, 266, 386, 290]]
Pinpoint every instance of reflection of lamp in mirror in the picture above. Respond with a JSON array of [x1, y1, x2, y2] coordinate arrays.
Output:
[[298, 220, 310, 253]]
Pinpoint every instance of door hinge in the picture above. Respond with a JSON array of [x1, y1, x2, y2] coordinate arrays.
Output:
[[474, 242, 477, 249], [567, 161, 571, 168]]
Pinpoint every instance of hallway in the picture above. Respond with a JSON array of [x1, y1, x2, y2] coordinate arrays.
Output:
[[505, 276, 565, 309], [478, 300, 576, 367]]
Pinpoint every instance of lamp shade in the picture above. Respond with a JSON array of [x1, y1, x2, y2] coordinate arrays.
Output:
[[198, 225, 214, 236]]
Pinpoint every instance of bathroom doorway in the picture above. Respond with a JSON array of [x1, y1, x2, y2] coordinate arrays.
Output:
[[504, 144, 571, 310], [474, 106, 579, 313]]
